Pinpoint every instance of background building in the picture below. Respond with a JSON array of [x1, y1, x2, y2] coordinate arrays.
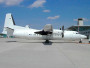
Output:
[[67, 18, 90, 38], [0, 33, 7, 38]]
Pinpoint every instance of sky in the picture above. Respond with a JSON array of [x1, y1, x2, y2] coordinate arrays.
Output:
[[0, 0, 90, 32]]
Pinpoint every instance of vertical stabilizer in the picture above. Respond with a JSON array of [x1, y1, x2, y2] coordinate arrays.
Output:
[[4, 13, 15, 28], [2, 13, 15, 34]]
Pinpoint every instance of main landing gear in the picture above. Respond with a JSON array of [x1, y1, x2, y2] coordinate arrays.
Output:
[[43, 40, 52, 45], [45, 40, 50, 43]]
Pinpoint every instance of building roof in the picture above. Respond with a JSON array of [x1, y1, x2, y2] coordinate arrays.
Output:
[[67, 25, 90, 31]]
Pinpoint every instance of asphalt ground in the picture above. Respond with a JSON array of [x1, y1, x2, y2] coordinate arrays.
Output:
[[0, 38, 90, 68]]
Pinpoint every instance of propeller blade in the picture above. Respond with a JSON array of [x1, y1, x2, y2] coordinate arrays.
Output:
[[62, 32, 64, 38], [60, 27, 61, 30], [62, 26, 64, 31], [62, 26, 64, 38]]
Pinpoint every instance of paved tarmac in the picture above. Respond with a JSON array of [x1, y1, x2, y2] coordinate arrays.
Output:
[[0, 38, 90, 68]]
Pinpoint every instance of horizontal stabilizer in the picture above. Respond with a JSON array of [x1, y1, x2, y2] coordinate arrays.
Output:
[[5, 27, 14, 36]]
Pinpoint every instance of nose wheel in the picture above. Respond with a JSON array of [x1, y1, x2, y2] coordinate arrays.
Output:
[[88, 35, 90, 43], [79, 39, 82, 43], [88, 39, 90, 43]]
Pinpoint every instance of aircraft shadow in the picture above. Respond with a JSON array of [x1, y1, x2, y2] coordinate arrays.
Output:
[[42, 41, 53, 45], [6, 41, 17, 43], [6, 40, 53, 45], [5, 40, 78, 45]]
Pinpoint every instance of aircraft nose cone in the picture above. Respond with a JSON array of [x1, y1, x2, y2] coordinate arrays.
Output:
[[81, 35, 87, 39]]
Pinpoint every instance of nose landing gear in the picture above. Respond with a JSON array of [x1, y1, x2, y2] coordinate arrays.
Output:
[[88, 39, 90, 43], [79, 39, 82, 43], [88, 35, 90, 43]]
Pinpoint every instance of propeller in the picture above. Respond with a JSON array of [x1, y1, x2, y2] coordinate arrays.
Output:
[[62, 26, 64, 38], [60, 27, 61, 30]]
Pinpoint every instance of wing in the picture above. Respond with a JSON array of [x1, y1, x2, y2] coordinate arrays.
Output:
[[34, 24, 53, 35]]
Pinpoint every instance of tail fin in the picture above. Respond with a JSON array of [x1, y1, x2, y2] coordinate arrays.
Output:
[[2, 13, 15, 34], [4, 13, 15, 27]]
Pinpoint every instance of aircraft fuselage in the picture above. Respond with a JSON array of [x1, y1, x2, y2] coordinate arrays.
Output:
[[13, 27, 86, 40]]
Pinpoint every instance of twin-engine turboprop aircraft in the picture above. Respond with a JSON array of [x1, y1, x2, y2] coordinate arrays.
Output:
[[2, 13, 87, 43]]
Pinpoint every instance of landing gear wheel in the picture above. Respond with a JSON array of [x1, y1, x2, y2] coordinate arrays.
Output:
[[79, 39, 82, 43], [89, 41, 90, 43], [45, 40, 49, 43]]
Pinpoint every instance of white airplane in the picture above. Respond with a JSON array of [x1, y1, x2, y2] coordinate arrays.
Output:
[[2, 13, 87, 43]]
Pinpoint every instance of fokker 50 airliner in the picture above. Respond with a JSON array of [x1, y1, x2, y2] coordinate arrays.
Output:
[[2, 13, 87, 43]]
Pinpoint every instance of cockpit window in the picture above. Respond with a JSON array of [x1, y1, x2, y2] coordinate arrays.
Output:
[[76, 33, 79, 34]]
